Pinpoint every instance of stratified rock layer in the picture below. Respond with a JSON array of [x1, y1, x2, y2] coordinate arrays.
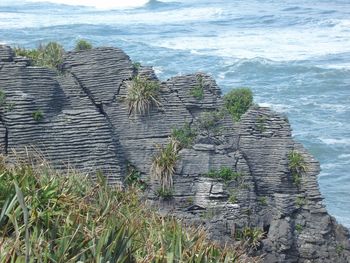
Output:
[[0, 45, 349, 262]]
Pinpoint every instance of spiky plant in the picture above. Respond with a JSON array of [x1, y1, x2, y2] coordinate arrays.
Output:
[[14, 42, 64, 70], [0, 155, 259, 262], [151, 139, 180, 191], [288, 150, 307, 186], [126, 76, 161, 116]]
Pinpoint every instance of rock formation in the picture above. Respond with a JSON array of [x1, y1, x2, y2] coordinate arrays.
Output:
[[0, 45, 349, 262]]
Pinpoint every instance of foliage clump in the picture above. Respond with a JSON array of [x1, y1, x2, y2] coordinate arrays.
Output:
[[125, 163, 147, 191], [236, 227, 265, 250], [75, 39, 92, 51], [151, 139, 179, 192], [288, 150, 307, 186], [171, 122, 197, 148], [0, 90, 6, 107], [223, 88, 253, 122], [32, 110, 44, 122], [0, 157, 258, 262], [155, 187, 173, 200], [196, 110, 225, 137], [205, 167, 242, 183], [190, 75, 205, 100], [14, 42, 65, 70], [126, 76, 161, 116]]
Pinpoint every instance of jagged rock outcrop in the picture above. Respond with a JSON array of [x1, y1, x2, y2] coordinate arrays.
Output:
[[0, 44, 349, 262]]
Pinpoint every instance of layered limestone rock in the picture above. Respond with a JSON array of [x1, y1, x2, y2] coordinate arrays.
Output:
[[0, 44, 349, 262]]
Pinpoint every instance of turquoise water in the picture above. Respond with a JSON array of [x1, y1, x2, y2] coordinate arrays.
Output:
[[1, 0, 350, 227]]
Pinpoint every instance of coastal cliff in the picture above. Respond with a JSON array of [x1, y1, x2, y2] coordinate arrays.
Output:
[[0, 45, 349, 262]]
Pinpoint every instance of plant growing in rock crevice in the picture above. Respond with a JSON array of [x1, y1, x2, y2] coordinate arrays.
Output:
[[205, 167, 242, 183], [0, 90, 6, 107], [196, 109, 225, 138], [190, 75, 205, 100], [235, 227, 265, 250], [14, 42, 65, 70], [125, 163, 147, 190], [288, 150, 307, 186], [32, 110, 44, 122], [126, 76, 161, 116], [224, 88, 253, 122], [151, 138, 180, 192], [171, 122, 197, 148]]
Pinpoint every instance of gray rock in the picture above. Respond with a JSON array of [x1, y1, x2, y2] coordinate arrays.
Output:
[[0, 45, 349, 262]]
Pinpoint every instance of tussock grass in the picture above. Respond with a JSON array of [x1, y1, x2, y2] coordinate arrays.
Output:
[[0, 155, 259, 262], [288, 150, 307, 186], [126, 76, 161, 116], [151, 138, 179, 192], [14, 42, 64, 70]]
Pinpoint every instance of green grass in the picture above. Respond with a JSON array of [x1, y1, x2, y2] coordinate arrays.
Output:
[[171, 122, 197, 148], [155, 188, 173, 200], [14, 42, 65, 70], [151, 139, 180, 191], [258, 196, 268, 206], [190, 75, 205, 100], [196, 110, 225, 137], [126, 76, 161, 116], [235, 227, 265, 250], [295, 197, 306, 208], [0, 90, 6, 107], [0, 156, 258, 262], [32, 110, 44, 122], [288, 150, 307, 186], [223, 88, 253, 122], [75, 39, 92, 51], [205, 167, 242, 183], [125, 164, 147, 191], [295, 224, 303, 233]]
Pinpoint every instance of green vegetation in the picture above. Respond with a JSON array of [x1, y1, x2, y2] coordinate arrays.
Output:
[[196, 110, 225, 137], [75, 39, 92, 51], [228, 191, 237, 204], [14, 42, 65, 70], [190, 75, 205, 100], [32, 110, 44, 122], [125, 164, 147, 191], [0, 157, 256, 262], [258, 196, 268, 206], [295, 196, 306, 208], [236, 227, 265, 250], [288, 150, 307, 186], [256, 115, 267, 133], [0, 90, 6, 107], [171, 122, 197, 148], [205, 167, 242, 183], [155, 188, 173, 200], [223, 88, 253, 122], [126, 76, 161, 116], [295, 224, 303, 233], [151, 139, 179, 192], [336, 244, 345, 255], [132, 61, 141, 70]]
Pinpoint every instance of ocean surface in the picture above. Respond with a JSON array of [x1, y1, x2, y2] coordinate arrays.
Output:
[[1, 0, 349, 227]]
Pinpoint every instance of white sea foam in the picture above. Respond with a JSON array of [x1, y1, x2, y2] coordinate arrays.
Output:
[[320, 138, 350, 146], [26, 0, 150, 9], [339, 154, 350, 159]]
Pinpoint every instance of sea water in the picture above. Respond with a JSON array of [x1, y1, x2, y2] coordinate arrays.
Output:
[[1, 0, 349, 227]]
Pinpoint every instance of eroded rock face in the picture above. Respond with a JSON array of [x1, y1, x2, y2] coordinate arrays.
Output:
[[0, 45, 349, 262]]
